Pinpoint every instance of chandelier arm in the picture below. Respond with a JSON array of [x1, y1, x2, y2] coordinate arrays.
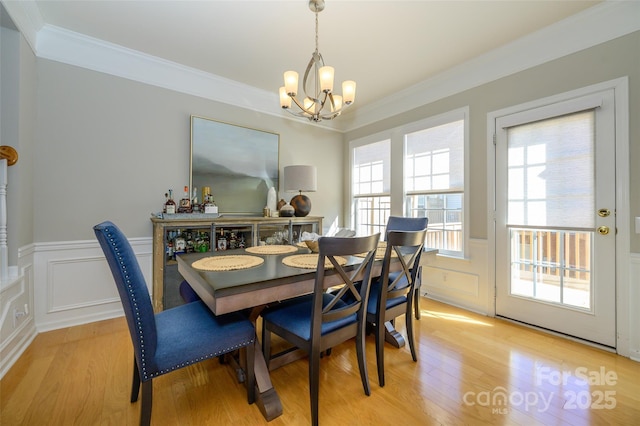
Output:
[[319, 103, 353, 120], [327, 92, 336, 110], [302, 52, 324, 102], [289, 95, 316, 115], [283, 108, 312, 119], [320, 113, 340, 120]]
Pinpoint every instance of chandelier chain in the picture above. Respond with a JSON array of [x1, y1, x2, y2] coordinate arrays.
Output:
[[315, 10, 319, 54]]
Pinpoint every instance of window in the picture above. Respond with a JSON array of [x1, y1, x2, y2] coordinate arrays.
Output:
[[352, 140, 391, 237], [349, 108, 468, 256], [405, 116, 465, 256]]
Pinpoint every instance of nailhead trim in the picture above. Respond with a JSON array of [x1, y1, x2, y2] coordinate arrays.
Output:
[[146, 338, 256, 379], [106, 227, 151, 378], [104, 225, 255, 381]]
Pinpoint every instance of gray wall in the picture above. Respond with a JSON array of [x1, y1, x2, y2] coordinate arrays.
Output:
[[33, 59, 344, 242], [344, 31, 640, 251]]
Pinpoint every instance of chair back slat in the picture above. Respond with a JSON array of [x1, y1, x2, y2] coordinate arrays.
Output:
[[94, 221, 158, 364], [386, 216, 428, 233], [380, 230, 427, 307], [312, 234, 379, 335]]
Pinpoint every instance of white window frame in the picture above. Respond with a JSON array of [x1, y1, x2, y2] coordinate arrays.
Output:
[[402, 108, 469, 258], [348, 107, 469, 259], [350, 138, 391, 237]]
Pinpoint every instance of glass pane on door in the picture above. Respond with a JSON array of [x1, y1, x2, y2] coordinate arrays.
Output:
[[510, 229, 592, 310]]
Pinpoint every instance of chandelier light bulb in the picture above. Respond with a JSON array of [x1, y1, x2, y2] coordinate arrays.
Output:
[[279, 87, 291, 108], [342, 80, 356, 104], [319, 66, 334, 93], [331, 95, 342, 112], [284, 71, 299, 96], [303, 97, 316, 112]]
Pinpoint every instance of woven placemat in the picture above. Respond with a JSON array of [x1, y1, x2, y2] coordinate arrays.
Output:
[[192, 255, 264, 271], [354, 242, 397, 259], [245, 245, 298, 255], [282, 254, 347, 269]]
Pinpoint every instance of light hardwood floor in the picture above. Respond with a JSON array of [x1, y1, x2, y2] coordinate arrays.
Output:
[[2, 298, 639, 425]]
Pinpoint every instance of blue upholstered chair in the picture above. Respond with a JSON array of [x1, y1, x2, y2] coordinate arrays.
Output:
[[179, 279, 202, 303], [368, 229, 427, 387], [385, 216, 429, 319], [94, 221, 256, 426], [261, 233, 380, 426]]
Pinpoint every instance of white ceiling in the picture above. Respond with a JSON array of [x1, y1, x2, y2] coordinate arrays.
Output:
[[26, 0, 602, 117]]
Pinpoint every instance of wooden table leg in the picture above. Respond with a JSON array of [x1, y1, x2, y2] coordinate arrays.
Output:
[[225, 325, 283, 420], [246, 306, 283, 420], [252, 340, 283, 421], [384, 321, 406, 348]]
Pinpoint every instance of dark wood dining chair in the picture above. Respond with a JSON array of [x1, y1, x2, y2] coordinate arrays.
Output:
[[261, 233, 380, 426], [385, 216, 429, 319], [368, 229, 427, 387], [94, 221, 256, 426]]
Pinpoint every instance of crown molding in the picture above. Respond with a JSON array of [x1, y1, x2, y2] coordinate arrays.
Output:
[[6, 1, 639, 134], [36, 24, 280, 117], [0, 0, 43, 53], [339, 0, 640, 132], [34, 22, 346, 132]]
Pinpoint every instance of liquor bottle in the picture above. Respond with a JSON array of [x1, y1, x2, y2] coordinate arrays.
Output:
[[217, 228, 227, 251], [173, 229, 186, 258], [204, 190, 218, 215], [229, 232, 238, 250], [202, 187, 211, 204], [164, 189, 176, 214], [191, 187, 200, 212], [165, 240, 173, 261], [178, 186, 192, 213]]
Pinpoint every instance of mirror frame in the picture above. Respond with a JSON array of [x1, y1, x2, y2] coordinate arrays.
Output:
[[190, 116, 280, 215]]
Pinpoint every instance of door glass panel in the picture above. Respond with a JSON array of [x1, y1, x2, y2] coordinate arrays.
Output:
[[510, 229, 592, 311], [562, 231, 592, 309]]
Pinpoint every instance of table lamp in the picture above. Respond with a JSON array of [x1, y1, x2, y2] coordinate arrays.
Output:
[[284, 165, 317, 217]]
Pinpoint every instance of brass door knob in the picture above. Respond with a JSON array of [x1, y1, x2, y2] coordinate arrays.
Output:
[[597, 226, 610, 235], [597, 208, 611, 217]]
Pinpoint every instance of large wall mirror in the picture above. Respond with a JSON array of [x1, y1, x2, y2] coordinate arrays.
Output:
[[190, 116, 280, 215]]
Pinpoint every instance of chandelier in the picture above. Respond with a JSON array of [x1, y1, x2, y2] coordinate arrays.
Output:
[[279, 0, 356, 122]]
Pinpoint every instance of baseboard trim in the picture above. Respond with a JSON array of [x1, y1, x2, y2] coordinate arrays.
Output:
[[0, 320, 37, 379]]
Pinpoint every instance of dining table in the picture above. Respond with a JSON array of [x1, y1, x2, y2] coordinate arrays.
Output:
[[177, 243, 436, 421]]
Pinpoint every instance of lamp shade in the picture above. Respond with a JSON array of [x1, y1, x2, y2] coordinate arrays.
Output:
[[284, 165, 317, 192]]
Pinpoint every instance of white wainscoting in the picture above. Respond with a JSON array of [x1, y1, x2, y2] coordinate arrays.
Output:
[[0, 263, 36, 378], [1, 237, 152, 377], [32, 238, 153, 332], [421, 238, 490, 315]]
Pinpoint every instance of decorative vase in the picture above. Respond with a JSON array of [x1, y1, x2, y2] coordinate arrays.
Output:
[[290, 194, 311, 217], [267, 187, 277, 212], [277, 198, 287, 211], [279, 204, 295, 217]]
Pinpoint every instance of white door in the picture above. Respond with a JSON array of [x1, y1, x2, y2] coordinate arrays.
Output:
[[494, 89, 616, 347]]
